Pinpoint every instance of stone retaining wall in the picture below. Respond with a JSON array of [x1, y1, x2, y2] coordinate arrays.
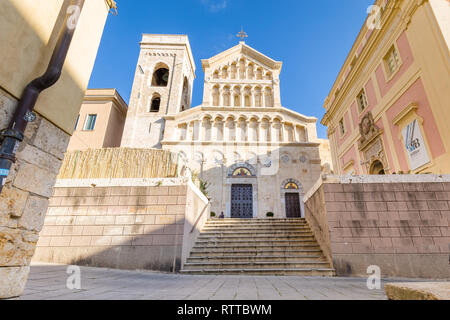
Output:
[[33, 179, 210, 272], [304, 175, 450, 279]]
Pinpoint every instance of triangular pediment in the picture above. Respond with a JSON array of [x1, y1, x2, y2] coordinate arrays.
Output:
[[201, 42, 282, 73]]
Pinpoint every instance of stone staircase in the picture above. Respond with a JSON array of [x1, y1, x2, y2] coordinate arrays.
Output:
[[181, 218, 335, 276]]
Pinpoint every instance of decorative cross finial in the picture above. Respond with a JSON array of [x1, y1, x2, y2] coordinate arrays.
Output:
[[237, 27, 248, 42]]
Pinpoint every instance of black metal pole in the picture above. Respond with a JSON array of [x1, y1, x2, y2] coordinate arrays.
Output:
[[0, 0, 85, 193]]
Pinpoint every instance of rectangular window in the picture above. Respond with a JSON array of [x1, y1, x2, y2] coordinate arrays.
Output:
[[339, 118, 345, 136], [384, 46, 400, 76], [84, 114, 97, 131], [357, 90, 368, 111]]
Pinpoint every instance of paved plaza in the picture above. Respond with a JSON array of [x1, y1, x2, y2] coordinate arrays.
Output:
[[9, 262, 426, 300]]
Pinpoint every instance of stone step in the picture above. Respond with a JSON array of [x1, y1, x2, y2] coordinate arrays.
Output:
[[199, 231, 313, 237], [194, 239, 318, 246], [187, 255, 326, 263], [207, 218, 306, 223], [197, 234, 314, 241], [202, 226, 311, 232], [180, 268, 335, 276], [192, 244, 321, 252], [204, 222, 308, 227], [184, 261, 331, 270], [190, 249, 324, 256]]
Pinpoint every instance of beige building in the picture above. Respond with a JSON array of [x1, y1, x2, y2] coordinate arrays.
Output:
[[68, 89, 128, 151], [0, 0, 113, 298], [121, 34, 332, 219]]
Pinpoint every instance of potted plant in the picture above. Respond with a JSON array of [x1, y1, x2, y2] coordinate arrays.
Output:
[[266, 212, 274, 218], [210, 212, 216, 218]]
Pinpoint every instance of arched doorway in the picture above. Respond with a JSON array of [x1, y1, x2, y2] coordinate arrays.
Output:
[[281, 179, 304, 218], [228, 163, 257, 219], [370, 160, 385, 175]]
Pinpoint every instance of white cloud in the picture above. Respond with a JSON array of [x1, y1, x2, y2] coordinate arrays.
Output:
[[200, 0, 228, 13]]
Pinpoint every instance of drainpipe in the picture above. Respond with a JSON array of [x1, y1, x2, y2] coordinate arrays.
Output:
[[0, 0, 85, 193]]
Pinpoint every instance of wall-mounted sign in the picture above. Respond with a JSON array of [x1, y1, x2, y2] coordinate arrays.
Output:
[[402, 119, 430, 170]]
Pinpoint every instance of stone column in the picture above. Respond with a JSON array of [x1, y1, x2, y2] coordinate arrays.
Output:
[[224, 120, 230, 142], [271, 122, 277, 142], [281, 122, 286, 142], [199, 120, 205, 142], [261, 91, 266, 108], [212, 120, 218, 142], [294, 125, 300, 142]]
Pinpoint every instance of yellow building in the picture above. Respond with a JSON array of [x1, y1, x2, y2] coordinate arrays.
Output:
[[0, 0, 114, 298], [321, 0, 450, 175], [68, 89, 128, 151]]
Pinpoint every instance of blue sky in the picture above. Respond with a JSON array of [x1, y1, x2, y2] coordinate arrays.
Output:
[[88, 0, 374, 138]]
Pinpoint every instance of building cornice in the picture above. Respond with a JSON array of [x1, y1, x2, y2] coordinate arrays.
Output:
[[321, 0, 428, 126], [201, 42, 283, 73], [164, 106, 318, 123], [84, 89, 128, 115]]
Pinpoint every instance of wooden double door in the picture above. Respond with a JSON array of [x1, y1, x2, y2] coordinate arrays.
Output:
[[285, 192, 301, 218], [231, 184, 253, 218]]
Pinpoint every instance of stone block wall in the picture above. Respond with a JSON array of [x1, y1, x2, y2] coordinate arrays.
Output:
[[33, 180, 210, 272], [0, 89, 69, 298], [304, 175, 450, 279]]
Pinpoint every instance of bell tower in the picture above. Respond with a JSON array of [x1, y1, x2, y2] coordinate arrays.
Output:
[[121, 34, 195, 148]]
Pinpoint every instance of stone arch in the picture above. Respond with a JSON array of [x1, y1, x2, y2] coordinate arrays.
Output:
[[149, 93, 161, 112], [212, 85, 220, 106], [233, 86, 241, 107], [177, 122, 188, 140], [281, 178, 303, 192], [265, 71, 273, 80], [370, 160, 385, 175], [221, 66, 228, 79], [244, 86, 252, 107], [264, 87, 273, 107], [230, 62, 237, 79], [194, 151, 204, 164], [202, 116, 213, 141], [228, 162, 257, 177], [151, 62, 170, 87], [239, 58, 246, 79], [254, 86, 262, 107], [256, 67, 263, 80], [222, 85, 231, 106], [247, 63, 255, 80], [212, 149, 224, 165], [213, 70, 219, 79]]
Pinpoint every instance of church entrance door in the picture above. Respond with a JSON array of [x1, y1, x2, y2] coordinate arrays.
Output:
[[231, 184, 253, 218], [285, 193, 301, 218]]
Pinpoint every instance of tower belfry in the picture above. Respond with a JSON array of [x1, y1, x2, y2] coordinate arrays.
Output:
[[121, 34, 196, 149]]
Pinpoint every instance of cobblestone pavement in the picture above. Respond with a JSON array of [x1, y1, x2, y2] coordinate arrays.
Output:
[[13, 262, 421, 300]]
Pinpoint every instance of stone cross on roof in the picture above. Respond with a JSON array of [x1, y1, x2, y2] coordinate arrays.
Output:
[[237, 28, 248, 42]]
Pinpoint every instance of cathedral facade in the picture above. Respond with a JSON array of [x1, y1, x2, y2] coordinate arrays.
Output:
[[122, 34, 330, 219]]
